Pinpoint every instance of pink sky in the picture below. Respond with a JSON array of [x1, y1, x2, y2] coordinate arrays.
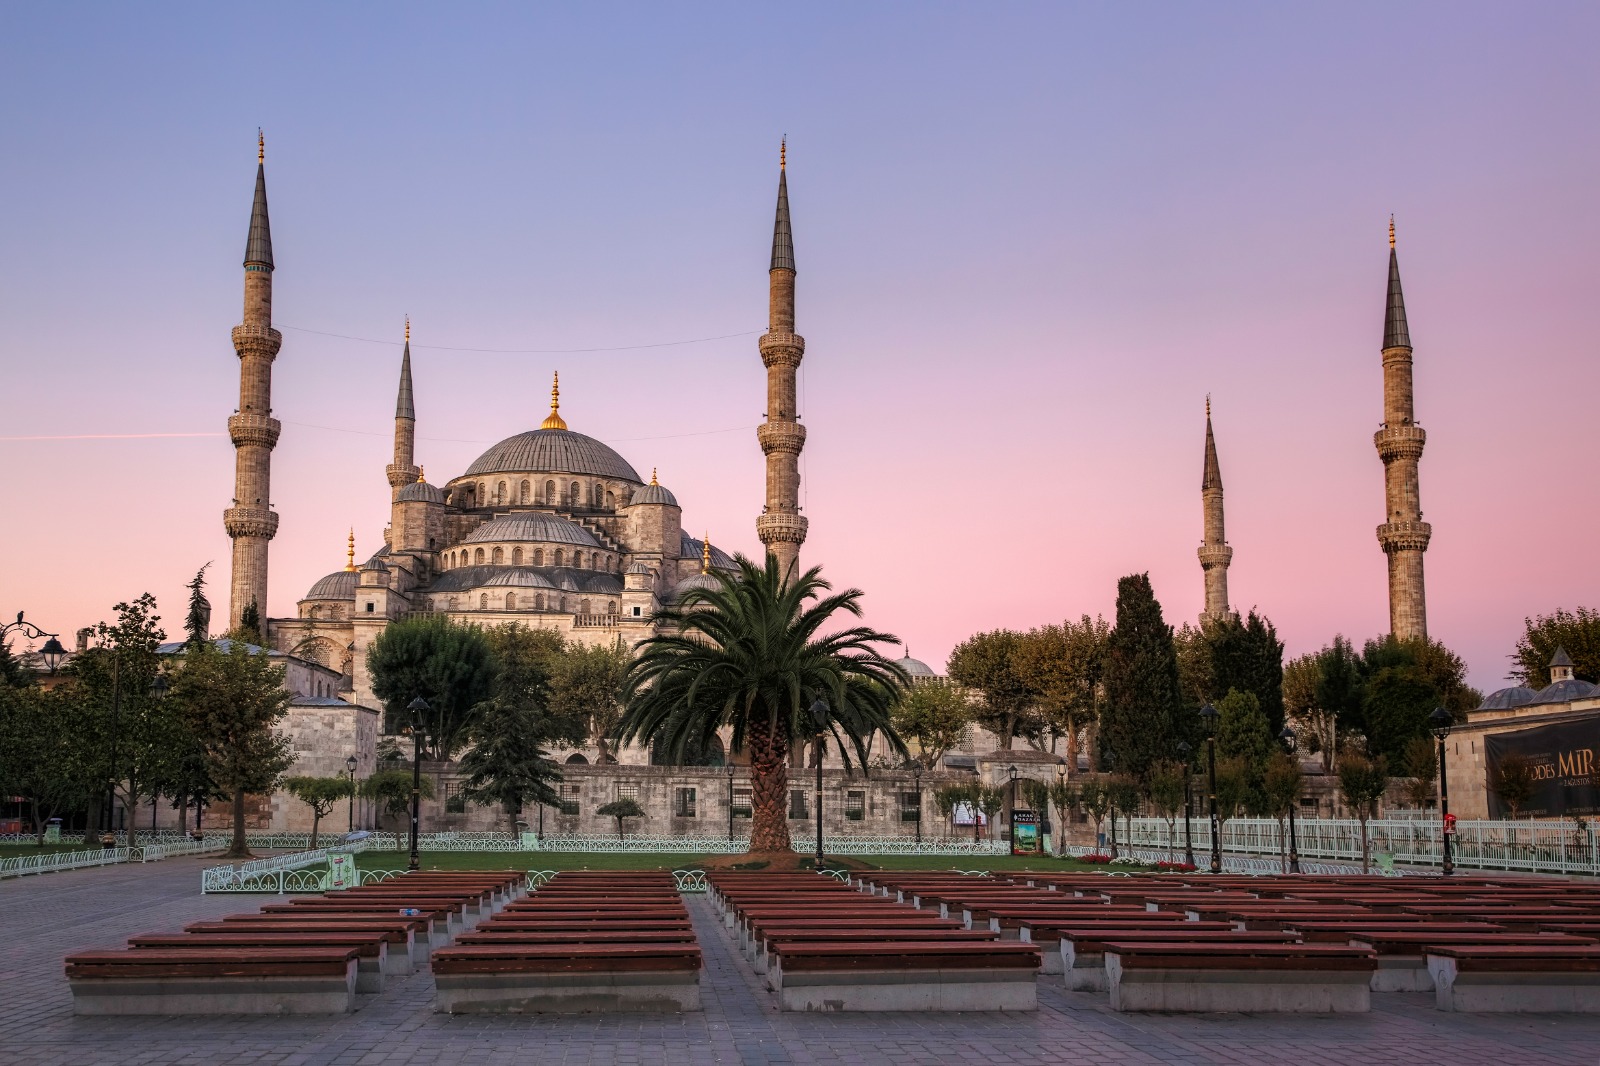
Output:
[[2, 6, 1597, 694]]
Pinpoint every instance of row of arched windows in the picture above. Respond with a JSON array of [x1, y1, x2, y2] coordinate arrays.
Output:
[[442, 593, 619, 614], [444, 546, 615, 571], [459, 479, 619, 510], [303, 605, 346, 620]]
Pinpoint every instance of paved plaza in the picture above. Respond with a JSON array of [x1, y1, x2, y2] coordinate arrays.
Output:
[[3, 860, 1599, 1066]]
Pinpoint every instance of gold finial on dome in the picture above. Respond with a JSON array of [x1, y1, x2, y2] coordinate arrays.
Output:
[[417, 466, 425, 483], [258, 129, 264, 164], [702, 533, 712, 574], [780, 136, 786, 170], [541, 371, 567, 431], [651, 468, 658, 486], [344, 529, 357, 571], [1389, 215, 1395, 249]]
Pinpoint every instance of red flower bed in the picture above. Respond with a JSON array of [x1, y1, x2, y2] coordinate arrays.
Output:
[[1155, 860, 1197, 872], [1078, 853, 1114, 864]]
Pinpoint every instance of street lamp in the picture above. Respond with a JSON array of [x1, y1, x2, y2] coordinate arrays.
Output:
[[345, 755, 359, 833], [1429, 706, 1455, 877], [406, 696, 429, 871], [912, 766, 923, 846], [1007, 764, 1018, 849], [1055, 764, 1067, 858], [1279, 726, 1301, 874], [1199, 702, 1221, 874], [1, 612, 66, 675], [1104, 748, 1118, 858], [809, 698, 829, 865], [726, 763, 736, 844], [1176, 740, 1195, 867]]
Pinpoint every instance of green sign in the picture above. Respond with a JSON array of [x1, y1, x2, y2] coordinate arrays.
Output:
[[1011, 809, 1041, 855], [325, 853, 354, 890]]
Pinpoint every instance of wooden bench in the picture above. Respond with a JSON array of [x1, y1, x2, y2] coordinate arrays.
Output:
[[1348, 932, 1597, 993], [185, 918, 421, 972], [65, 947, 360, 1015], [126, 931, 394, 991], [1103, 942, 1375, 1013], [768, 940, 1041, 1012], [749, 926, 995, 978], [1427, 945, 1600, 1012], [1058, 929, 1296, 989], [1017, 919, 1234, 977], [432, 943, 702, 1013]]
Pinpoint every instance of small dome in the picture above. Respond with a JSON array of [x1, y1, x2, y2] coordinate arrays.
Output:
[[630, 482, 679, 507], [626, 560, 652, 575], [397, 480, 446, 504], [1478, 686, 1538, 710], [462, 429, 641, 482], [304, 571, 357, 600], [461, 513, 600, 547], [1528, 678, 1600, 706], [894, 655, 937, 678], [672, 573, 722, 599], [359, 557, 389, 572], [680, 533, 736, 570]]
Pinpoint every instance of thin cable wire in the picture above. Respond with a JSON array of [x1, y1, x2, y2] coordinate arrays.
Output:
[[279, 324, 761, 354]]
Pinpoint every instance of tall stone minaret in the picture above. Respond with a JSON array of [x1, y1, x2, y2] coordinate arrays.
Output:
[[755, 140, 808, 579], [1374, 218, 1430, 641], [1197, 397, 1233, 624], [225, 132, 282, 629], [386, 318, 419, 502]]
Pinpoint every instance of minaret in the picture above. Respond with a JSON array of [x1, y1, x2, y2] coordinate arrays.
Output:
[[386, 317, 419, 500], [755, 140, 808, 579], [1374, 218, 1430, 641], [1197, 397, 1233, 624], [224, 131, 282, 630]]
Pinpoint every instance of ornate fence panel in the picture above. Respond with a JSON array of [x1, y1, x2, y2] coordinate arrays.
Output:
[[0, 847, 133, 879], [200, 838, 375, 893]]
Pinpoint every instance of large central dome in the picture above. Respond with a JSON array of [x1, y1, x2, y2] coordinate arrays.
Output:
[[462, 429, 642, 482]]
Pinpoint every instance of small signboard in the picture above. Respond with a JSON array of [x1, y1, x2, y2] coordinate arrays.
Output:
[[325, 852, 354, 890], [1011, 809, 1040, 855]]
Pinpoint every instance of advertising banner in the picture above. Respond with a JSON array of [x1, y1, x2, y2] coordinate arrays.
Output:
[[324, 853, 354, 890], [1483, 716, 1600, 818], [1011, 809, 1040, 855]]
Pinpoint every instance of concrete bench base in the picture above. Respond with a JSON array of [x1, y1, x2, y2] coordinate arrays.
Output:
[[772, 967, 1037, 1012], [1372, 956, 1433, 993], [433, 970, 701, 1013], [1063, 948, 1111, 992], [69, 971, 357, 1015], [1106, 958, 1371, 1013], [1429, 958, 1600, 1012]]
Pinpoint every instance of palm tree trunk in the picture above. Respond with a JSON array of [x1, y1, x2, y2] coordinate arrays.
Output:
[[747, 718, 791, 853]]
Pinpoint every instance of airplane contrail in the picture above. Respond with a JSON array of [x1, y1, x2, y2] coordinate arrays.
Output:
[[0, 432, 223, 441]]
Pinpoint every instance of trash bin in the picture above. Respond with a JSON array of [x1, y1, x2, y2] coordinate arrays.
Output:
[[44, 818, 62, 844]]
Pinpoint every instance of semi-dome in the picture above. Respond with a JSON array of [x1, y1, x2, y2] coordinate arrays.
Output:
[[894, 655, 937, 678], [462, 512, 601, 547], [304, 571, 357, 600], [630, 481, 679, 507], [1478, 686, 1538, 710], [397, 480, 446, 504], [626, 561, 652, 575], [672, 572, 722, 599], [462, 429, 641, 482], [431, 566, 624, 595], [481, 569, 558, 589]]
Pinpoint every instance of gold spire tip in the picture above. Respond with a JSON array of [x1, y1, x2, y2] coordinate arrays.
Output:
[[540, 371, 567, 431], [651, 467, 658, 486], [1389, 215, 1395, 249], [258, 129, 264, 164], [344, 529, 356, 571], [1206, 394, 1211, 420], [780, 136, 786, 170], [417, 466, 425, 483], [404, 315, 410, 342], [702, 532, 711, 573]]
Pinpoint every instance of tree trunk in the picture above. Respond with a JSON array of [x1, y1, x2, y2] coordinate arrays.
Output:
[[504, 803, 519, 837], [1278, 815, 1288, 874], [176, 796, 189, 838], [746, 717, 792, 853], [122, 784, 138, 851], [309, 811, 321, 852], [227, 791, 251, 859], [1359, 819, 1370, 874], [1064, 721, 1078, 776]]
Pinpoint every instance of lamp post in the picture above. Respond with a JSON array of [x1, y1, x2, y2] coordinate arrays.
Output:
[[1279, 726, 1301, 874], [1177, 740, 1195, 867], [1199, 703, 1221, 874], [1007, 764, 1018, 849], [1429, 706, 1455, 877], [1055, 764, 1067, 857], [809, 698, 828, 865], [0, 612, 67, 675], [345, 755, 358, 834], [1104, 748, 1118, 858], [912, 766, 923, 845], [406, 696, 429, 872], [726, 763, 736, 844]]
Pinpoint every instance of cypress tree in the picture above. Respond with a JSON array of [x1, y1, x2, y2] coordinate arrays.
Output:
[[1206, 610, 1285, 737], [1101, 573, 1185, 776], [184, 564, 212, 648]]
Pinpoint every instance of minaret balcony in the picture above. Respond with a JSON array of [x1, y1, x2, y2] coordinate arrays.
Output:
[[1197, 544, 1233, 570], [228, 413, 281, 449], [1374, 424, 1426, 463], [757, 421, 808, 456], [386, 463, 421, 489], [756, 512, 809, 545], [759, 331, 805, 367], [231, 324, 283, 358], [224, 506, 280, 540], [1376, 520, 1431, 554]]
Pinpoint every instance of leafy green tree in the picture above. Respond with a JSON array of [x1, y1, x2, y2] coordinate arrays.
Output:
[[1080, 778, 1111, 848], [1014, 616, 1109, 771], [1213, 755, 1253, 830], [1172, 623, 1214, 713], [0, 639, 30, 689], [1360, 667, 1439, 765], [368, 616, 496, 759], [597, 797, 644, 840], [615, 554, 907, 853], [891, 682, 972, 769], [550, 640, 630, 761], [1107, 774, 1141, 856], [1206, 611, 1285, 737], [1145, 760, 1186, 863], [1491, 754, 1537, 818], [1512, 607, 1600, 687], [1101, 574, 1185, 776], [1314, 636, 1366, 742], [482, 623, 564, 729], [1261, 751, 1304, 873], [168, 639, 295, 858], [0, 684, 98, 843], [284, 776, 355, 850], [1283, 650, 1335, 771], [947, 630, 1038, 750], [184, 565, 212, 648], [360, 769, 436, 834], [1048, 780, 1080, 856], [456, 695, 562, 834], [1337, 749, 1390, 872], [978, 786, 1006, 842], [235, 600, 263, 645], [1215, 688, 1274, 774], [1401, 735, 1438, 809]]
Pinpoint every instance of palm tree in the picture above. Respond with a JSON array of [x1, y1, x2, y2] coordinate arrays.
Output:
[[615, 553, 909, 853]]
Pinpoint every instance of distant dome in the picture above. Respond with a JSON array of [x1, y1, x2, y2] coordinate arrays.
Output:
[[462, 429, 641, 482], [359, 557, 388, 572], [304, 571, 357, 600], [626, 561, 652, 575], [462, 513, 600, 547], [1529, 678, 1600, 706], [397, 480, 446, 504], [672, 572, 722, 599], [630, 482, 679, 507], [680, 533, 736, 570], [1478, 686, 1538, 711], [481, 569, 558, 589], [894, 655, 937, 678]]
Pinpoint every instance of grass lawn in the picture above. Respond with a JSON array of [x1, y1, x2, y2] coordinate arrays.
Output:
[[0, 842, 103, 857], [353, 850, 1119, 875]]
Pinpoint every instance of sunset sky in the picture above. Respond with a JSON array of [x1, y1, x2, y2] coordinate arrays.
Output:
[[2, 5, 1596, 694]]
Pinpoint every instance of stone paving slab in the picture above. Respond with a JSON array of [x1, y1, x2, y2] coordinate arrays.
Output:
[[2, 859, 1599, 1064]]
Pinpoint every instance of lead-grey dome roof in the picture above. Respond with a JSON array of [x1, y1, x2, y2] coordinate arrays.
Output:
[[630, 482, 679, 507], [397, 480, 447, 504], [304, 571, 357, 600], [679, 533, 737, 570], [461, 513, 601, 547], [430, 566, 623, 595], [672, 572, 723, 599], [894, 655, 936, 678], [1529, 678, 1599, 706], [1478, 686, 1538, 710], [462, 429, 641, 482]]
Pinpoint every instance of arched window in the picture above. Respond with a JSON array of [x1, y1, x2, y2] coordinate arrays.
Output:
[[480, 593, 489, 609], [491, 547, 504, 564], [309, 606, 321, 619], [478, 482, 486, 504], [497, 481, 507, 504], [506, 593, 516, 609], [579, 598, 592, 615], [554, 549, 564, 566], [545, 480, 555, 503], [512, 547, 523, 565], [569, 481, 579, 505], [448, 596, 459, 610], [536, 593, 546, 610], [591, 482, 601, 506], [573, 551, 584, 569], [474, 548, 485, 565], [534, 548, 544, 566], [607, 600, 616, 614], [330, 606, 342, 620], [565, 753, 589, 765], [519, 480, 530, 504]]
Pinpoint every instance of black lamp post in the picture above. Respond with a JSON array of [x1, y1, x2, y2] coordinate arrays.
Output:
[[1104, 748, 1118, 858], [406, 696, 429, 871], [912, 766, 923, 845], [1007, 764, 1018, 848], [1177, 740, 1195, 867], [1279, 726, 1301, 874], [1429, 706, 1455, 877], [726, 763, 736, 843], [1, 612, 66, 675], [1199, 702, 1221, 874], [1055, 765, 1067, 857], [345, 755, 359, 833], [809, 698, 828, 865]]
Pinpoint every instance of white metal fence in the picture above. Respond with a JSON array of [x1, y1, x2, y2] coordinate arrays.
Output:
[[201, 839, 377, 893], [1, 835, 230, 880]]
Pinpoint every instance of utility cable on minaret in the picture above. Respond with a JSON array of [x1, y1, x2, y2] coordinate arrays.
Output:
[[755, 140, 808, 580]]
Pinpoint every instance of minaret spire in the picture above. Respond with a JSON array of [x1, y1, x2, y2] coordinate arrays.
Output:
[[755, 141, 808, 580], [224, 133, 283, 630], [1374, 218, 1430, 640], [1198, 397, 1233, 624], [386, 318, 419, 499]]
